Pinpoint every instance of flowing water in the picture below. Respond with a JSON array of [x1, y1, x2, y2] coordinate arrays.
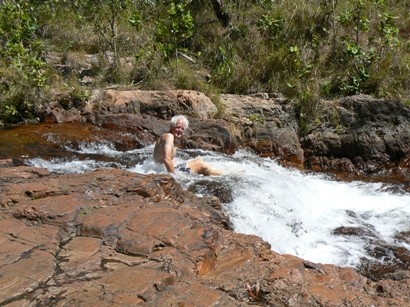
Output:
[[2, 124, 410, 277]]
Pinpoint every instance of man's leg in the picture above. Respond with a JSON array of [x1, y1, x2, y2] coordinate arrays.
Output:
[[187, 158, 223, 176]]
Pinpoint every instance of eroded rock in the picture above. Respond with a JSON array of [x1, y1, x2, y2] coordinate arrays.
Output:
[[88, 89, 218, 120], [301, 95, 410, 175], [38, 90, 410, 182], [1, 165, 410, 306], [220, 94, 303, 164]]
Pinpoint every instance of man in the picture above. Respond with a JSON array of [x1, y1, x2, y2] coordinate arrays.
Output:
[[154, 115, 223, 176]]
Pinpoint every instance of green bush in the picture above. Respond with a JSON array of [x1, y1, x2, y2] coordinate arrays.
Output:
[[0, 1, 48, 124], [0, 0, 409, 125]]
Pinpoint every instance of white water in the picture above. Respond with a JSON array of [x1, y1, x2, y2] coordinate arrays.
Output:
[[27, 143, 410, 268]]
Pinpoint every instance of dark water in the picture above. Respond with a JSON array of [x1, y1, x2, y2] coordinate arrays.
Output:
[[0, 123, 144, 165]]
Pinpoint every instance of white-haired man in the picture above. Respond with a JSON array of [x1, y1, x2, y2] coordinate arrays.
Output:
[[154, 115, 223, 176]]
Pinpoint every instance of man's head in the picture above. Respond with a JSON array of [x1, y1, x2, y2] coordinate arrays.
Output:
[[170, 115, 189, 138]]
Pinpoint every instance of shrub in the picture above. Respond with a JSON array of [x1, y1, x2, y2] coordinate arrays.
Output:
[[1, 0, 409, 124], [0, 1, 48, 124]]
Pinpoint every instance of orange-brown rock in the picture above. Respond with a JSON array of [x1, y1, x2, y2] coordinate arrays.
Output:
[[88, 89, 218, 120], [1, 164, 410, 306]]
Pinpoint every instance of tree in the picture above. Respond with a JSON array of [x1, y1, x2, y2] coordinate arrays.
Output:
[[155, 1, 195, 61], [0, 0, 47, 123], [72, 0, 132, 66], [210, 0, 230, 27]]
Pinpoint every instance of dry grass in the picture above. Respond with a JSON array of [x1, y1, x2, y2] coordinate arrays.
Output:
[[1, 0, 410, 123]]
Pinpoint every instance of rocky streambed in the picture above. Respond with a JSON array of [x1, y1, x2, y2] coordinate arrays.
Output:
[[1, 90, 410, 305], [1, 162, 410, 306]]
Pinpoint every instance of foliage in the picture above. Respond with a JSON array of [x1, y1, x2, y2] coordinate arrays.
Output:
[[0, 0, 409, 125], [324, 0, 402, 96], [155, 0, 195, 61], [0, 0, 48, 124], [64, 0, 139, 65], [249, 113, 265, 124]]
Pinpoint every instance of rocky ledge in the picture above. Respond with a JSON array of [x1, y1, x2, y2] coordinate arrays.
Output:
[[1, 162, 410, 306], [43, 90, 410, 188]]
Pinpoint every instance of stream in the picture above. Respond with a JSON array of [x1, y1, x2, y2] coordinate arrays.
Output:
[[1, 123, 410, 279]]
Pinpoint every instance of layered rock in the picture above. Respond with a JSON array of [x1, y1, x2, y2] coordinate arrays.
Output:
[[88, 89, 218, 120], [301, 95, 410, 175], [41, 90, 410, 179], [220, 93, 304, 164], [1, 164, 410, 306]]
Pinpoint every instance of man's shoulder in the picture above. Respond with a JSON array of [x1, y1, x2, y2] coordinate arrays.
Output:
[[162, 133, 174, 141]]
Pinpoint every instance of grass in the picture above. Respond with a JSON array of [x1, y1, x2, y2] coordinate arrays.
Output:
[[0, 0, 409, 125]]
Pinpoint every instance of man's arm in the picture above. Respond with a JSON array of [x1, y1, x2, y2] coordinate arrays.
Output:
[[162, 134, 175, 173]]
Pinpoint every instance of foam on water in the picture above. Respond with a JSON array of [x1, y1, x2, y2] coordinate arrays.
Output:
[[218, 151, 410, 266], [26, 144, 410, 267], [64, 141, 122, 157], [161, 149, 410, 267], [27, 157, 123, 173]]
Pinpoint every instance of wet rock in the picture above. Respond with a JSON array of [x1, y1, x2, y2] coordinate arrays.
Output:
[[332, 226, 375, 237], [187, 178, 234, 203], [35, 90, 410, 181], [184, 119, 238, 154], [359, 243, 410, 281], [395, 230, 410, 244], [1, 165, 410, 306], [93, 113, 164, 145], [333, 224, 410, 282]]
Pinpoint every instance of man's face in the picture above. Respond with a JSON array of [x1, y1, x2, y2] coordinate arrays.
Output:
[[172, 120, 186, 138]]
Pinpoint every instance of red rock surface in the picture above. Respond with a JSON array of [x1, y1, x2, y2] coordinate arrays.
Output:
[[1, 164, 409, 306], [88, 89, 218, 120]]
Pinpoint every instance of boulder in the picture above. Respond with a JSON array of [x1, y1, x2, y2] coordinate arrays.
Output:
[[88, 89, 218, 119], [220, 94, 304, 164], [301, 95, 410, 175]]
